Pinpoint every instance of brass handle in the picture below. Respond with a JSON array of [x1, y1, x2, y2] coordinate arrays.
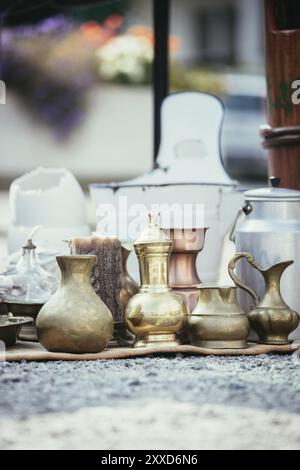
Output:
[[228, 252, 259, 305]]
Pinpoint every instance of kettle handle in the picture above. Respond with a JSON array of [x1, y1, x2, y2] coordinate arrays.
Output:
[[229, 203, 253, 242], [228, 252, 259, 305]]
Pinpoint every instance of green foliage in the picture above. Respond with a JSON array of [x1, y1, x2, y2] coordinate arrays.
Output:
[[170, 64, 225, 95]]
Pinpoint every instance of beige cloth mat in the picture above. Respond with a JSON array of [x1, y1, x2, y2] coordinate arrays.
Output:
[[3, 340, 300, 362]]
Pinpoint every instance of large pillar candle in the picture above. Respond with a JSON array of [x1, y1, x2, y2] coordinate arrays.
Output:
[[70, 236, 123, 324]]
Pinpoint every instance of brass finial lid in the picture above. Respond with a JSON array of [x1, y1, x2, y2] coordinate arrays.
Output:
[[135, 212, 170, 244]]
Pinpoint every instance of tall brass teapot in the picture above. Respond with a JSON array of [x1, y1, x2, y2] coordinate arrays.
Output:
[[228, 252, 300, 345], [124, 214, 189, 348]]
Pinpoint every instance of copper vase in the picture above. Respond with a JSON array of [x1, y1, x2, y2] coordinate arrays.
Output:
[[166, 228, 208, 312]]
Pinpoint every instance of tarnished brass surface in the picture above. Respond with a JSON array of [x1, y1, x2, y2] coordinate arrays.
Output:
[[120, 244, 139, 309], [36, 255, 114, 353], [125, 214, 189, 347], [106, 244, 138, 347], [229, 252, 300, 345], [0, 315, 32, 347], [188, 286, 250, 349]]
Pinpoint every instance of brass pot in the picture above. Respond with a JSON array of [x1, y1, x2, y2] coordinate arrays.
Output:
[[112, 243, 138, 347], [36, 255, 113, 353], [120, 243, 139, 309], [188, 286, 250, 349]]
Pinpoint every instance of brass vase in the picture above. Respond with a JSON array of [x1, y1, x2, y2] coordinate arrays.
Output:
[[36, 255, 113, 353], [188, 286, 250, 349], [229, 252, 300, 345], [125, 214, 189, 348], [166, 228, 208, 312], [120, 243, 139, 308], [112, 243, 138, 347]]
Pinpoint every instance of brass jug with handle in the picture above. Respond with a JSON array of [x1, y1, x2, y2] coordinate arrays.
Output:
[[228, 252, 299, 345]]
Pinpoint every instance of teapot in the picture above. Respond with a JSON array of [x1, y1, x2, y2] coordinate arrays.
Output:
[[124, 213, 189, 348], [228, 252, 299, 345]]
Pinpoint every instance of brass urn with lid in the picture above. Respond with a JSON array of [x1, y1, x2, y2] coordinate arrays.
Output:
[[124, 213, 189, 347]]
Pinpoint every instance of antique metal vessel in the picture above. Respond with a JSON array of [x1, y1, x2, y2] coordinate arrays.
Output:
[[69, 236, 131, 347], [229, 252, 299, 345], [114, 243, 138, 347], [36, 255, 113, 353], [166, 228, 208, 312], [231, 177, 300, 340], [188, 286, 250, 349], [125, 214, 189, 347], [0, 314, 32, 347], [120, 243, 139, 309], [5, 301, 43, 341]]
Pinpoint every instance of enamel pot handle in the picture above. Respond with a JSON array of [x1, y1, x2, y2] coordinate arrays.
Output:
[[228, 252, 259, 305]]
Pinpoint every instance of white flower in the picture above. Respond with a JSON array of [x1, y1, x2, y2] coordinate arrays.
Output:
[[96, 34, 153, 83]]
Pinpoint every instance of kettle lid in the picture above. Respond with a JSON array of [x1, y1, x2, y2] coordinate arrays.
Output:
[[244, 177, 300, 202]]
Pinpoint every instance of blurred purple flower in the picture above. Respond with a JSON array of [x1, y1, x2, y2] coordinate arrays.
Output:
[[6, 15, 74, 38], [1, 15, 96, 140]]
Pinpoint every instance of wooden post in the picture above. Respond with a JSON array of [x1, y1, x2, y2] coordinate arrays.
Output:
[[263, 0, 300, 189]]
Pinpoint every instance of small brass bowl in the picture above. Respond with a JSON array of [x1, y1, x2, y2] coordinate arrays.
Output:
[[5, 302, 44, 342], [0, 316, 32, 347]]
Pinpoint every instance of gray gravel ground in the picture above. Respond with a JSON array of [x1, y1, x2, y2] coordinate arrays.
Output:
[[0, 354, 300, 449]]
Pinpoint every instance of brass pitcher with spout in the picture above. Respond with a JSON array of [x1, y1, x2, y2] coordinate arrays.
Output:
[[228, 252, 300, 345]]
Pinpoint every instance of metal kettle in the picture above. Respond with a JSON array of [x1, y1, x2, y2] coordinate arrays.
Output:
[[231, 177, 300, 340]]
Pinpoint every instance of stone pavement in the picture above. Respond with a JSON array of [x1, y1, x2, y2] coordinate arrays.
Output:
[[0, 354, 299, 449]]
